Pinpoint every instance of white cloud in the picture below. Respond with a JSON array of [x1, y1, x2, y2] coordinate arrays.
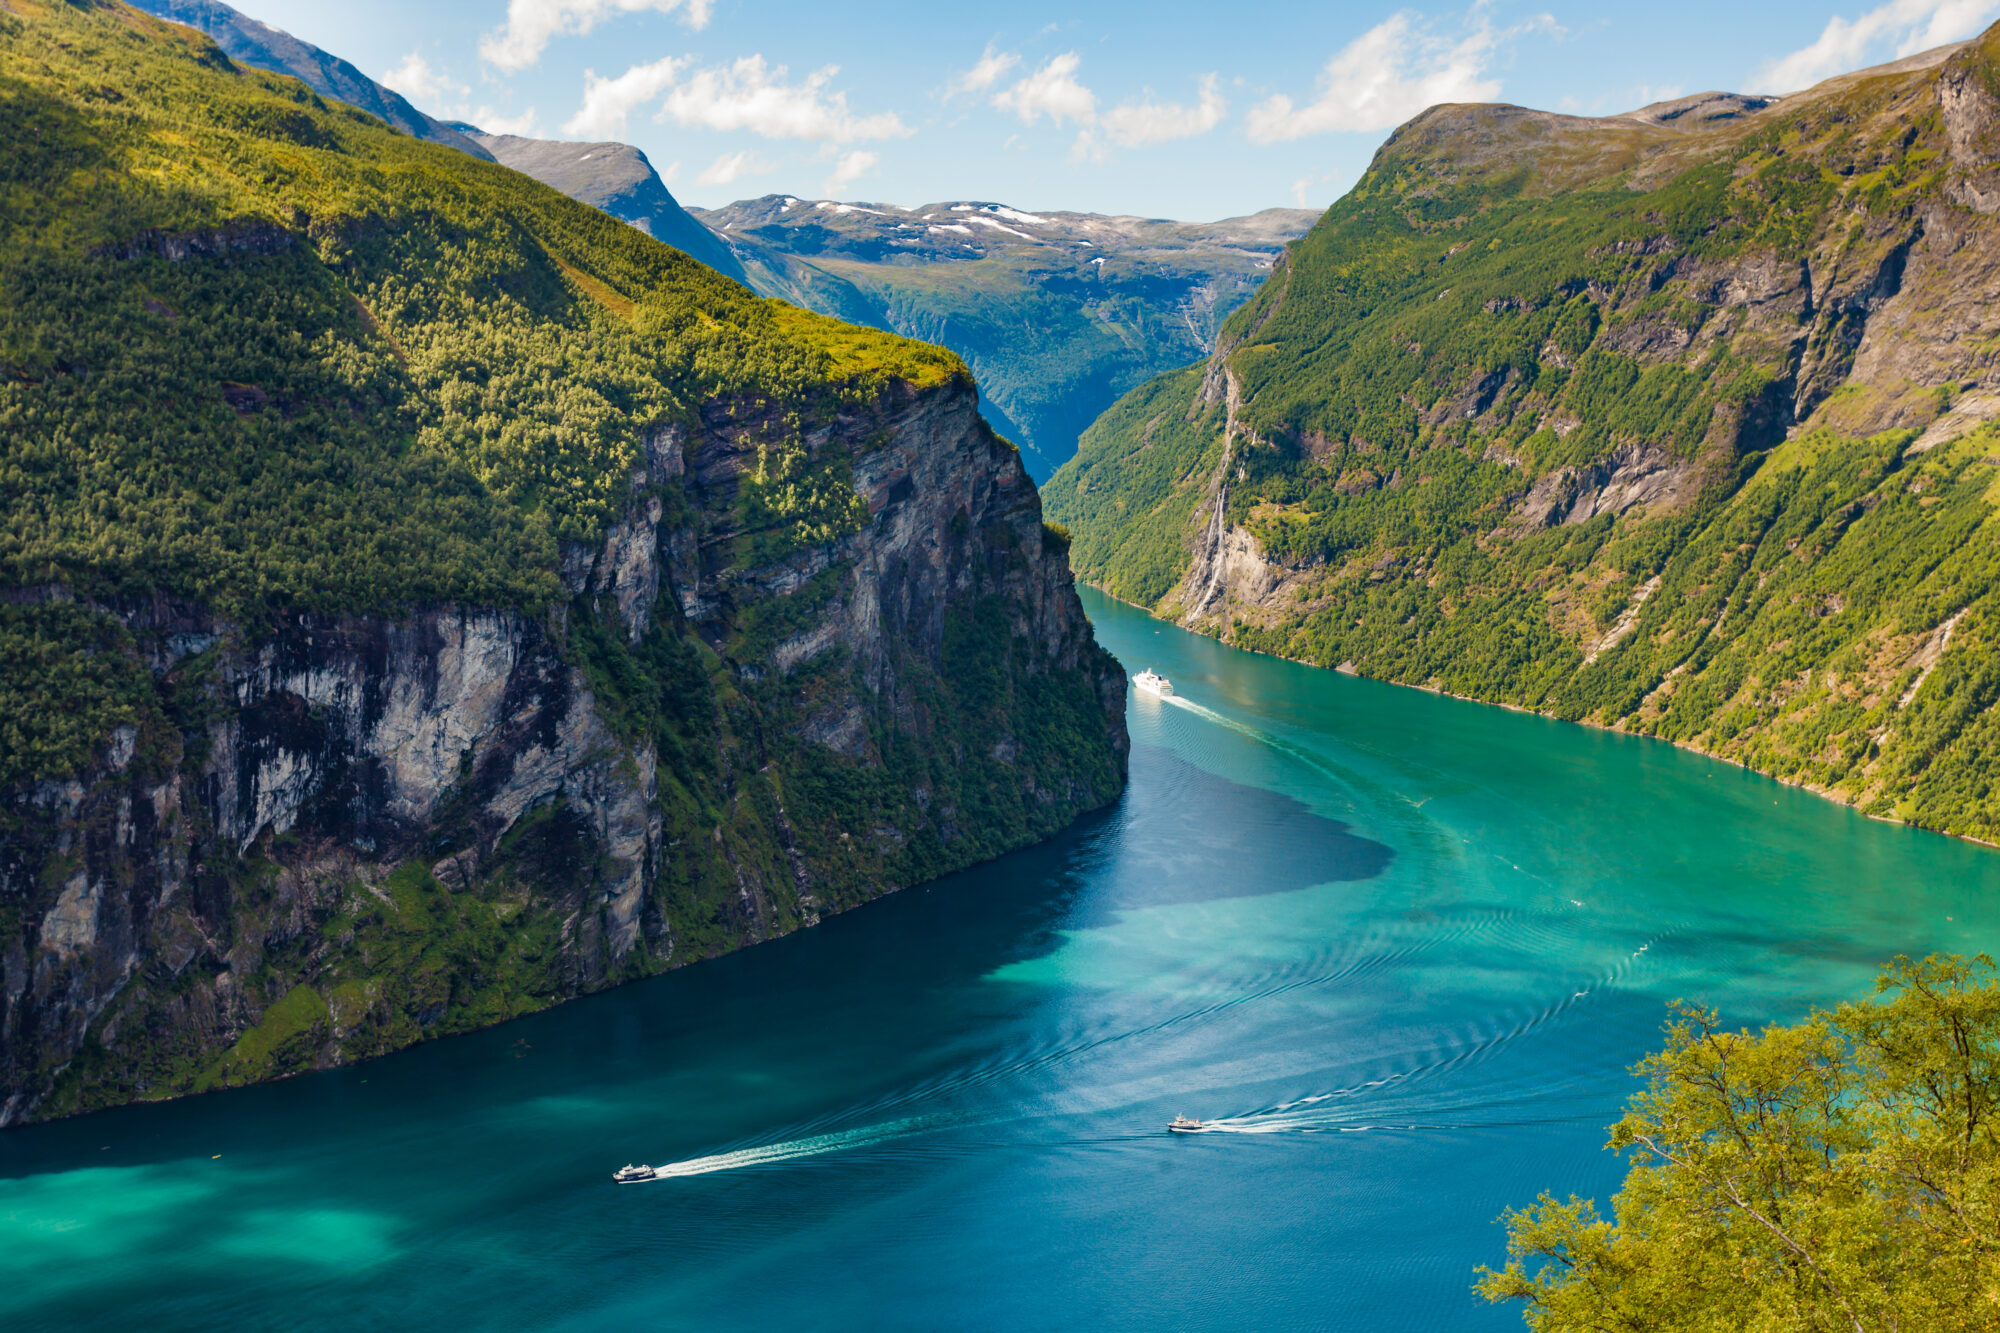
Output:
[[381, 52, 466, 108], [1102, 74, 1228, 146], [380, 51, 537, 137], [993, 52, 1097, 127], [1247, 9, 1551, 141], [565, 57, 686, 138], [1751, 0, 2000, 92], [471, 105, 541, 137], [568, 55, 910, 143], [946, 45, 1019, 99], [481, 0, 714, 74], [696, 150, 774, 187], [662, 56, 910, 140], [991, 56, 1226, 160], [824, 149, 880, 195]]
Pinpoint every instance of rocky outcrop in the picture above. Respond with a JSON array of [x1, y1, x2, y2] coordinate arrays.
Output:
[[0, 377, 1126, 1126], [1514, 442, 1702, 529]]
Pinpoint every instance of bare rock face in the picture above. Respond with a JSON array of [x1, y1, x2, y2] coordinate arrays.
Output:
[[0, 378, 1126, 1126], [1516, 443, 1702, 529]]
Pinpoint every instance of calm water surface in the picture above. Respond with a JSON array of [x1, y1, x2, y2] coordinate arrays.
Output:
[[5, 587, 1998, 1329]]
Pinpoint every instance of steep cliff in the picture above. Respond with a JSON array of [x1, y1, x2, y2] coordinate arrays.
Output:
[[0, 2, 1125, 1124], [1051, 30, 2000, 841]]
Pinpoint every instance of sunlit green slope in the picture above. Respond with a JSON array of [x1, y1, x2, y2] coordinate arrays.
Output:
[[1050, 38, 2000, 840], [0, 0, 957, 786]]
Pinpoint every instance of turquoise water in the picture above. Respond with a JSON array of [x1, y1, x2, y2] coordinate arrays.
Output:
[[5, 587, 1997, 1329]]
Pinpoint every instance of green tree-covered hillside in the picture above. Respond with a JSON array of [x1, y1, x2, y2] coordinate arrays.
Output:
[[1049, 38, 2000, 842], [0, 0, 1126, 1122], [0, 0, 956, 787]]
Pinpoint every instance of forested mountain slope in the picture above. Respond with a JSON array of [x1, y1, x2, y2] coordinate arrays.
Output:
[[127, 0, 747, 281], [1048, 32, 2000, 841], [128, 0, 492, 159], [0, 0, 1125, 1124], [696, 198, 1316, 479]]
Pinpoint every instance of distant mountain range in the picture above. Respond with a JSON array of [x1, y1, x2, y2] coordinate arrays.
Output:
[[128, 0, 1313, 476], [695, 198, 1314, 477]]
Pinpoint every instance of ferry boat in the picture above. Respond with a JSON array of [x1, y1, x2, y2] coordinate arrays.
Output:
[[613, 1163, 658, 1184], [1167, 1115, 1205, 1133], [1133, 669, 1174, 697]]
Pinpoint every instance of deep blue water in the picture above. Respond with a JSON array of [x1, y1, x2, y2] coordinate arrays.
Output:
[[4, 587, 1996, 1329]]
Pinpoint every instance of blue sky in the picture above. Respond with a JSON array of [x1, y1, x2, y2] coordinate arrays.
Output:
[[238, 0, 2000, 219]]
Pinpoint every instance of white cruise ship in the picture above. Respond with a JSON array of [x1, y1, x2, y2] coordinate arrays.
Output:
[[1133, 669, 1173, 697]]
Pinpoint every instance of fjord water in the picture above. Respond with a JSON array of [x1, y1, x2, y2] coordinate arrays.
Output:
[[6, 589, 1997, 1330]]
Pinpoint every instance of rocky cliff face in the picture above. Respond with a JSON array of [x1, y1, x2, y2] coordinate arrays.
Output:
[[2, 377, 1126, 1126]]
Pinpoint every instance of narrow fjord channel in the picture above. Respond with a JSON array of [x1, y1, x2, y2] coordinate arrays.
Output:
[[5, 588, 1996, 1331]]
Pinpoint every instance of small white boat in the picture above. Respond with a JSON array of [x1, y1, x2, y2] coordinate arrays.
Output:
[[1167, 1115, 1205, 1134], [613, 1163, 658, 1184], [1133, 669, 1174, 697]]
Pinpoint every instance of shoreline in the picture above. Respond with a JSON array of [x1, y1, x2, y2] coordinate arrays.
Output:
[[1074, 580, 2000, 854]]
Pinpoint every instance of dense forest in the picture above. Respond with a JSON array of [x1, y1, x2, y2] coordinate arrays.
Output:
[[1049, 33, 2000, 842]]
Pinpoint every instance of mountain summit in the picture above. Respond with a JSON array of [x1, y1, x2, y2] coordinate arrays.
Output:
[[453, 128, 750, 284]]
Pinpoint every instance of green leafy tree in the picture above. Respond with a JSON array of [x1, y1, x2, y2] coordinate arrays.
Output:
[[1478, 954, 2000, 1330]]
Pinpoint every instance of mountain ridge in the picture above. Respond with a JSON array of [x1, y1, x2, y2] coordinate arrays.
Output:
[[456, 127, 749, 284], [126, 0, 1314, 479]]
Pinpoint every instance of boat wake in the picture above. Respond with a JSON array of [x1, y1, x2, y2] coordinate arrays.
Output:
[[1159, 696, 1374, 802], [1180, 930, 1677, 1137], [1157, 694, 1454, 836], [631, 1115, 958, 1182]]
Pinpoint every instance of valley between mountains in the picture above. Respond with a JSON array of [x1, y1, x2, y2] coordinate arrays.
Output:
[[133, 0, 2000, 854], [129, 0, 1316, 482], [15, 0, 2000, 1135]]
